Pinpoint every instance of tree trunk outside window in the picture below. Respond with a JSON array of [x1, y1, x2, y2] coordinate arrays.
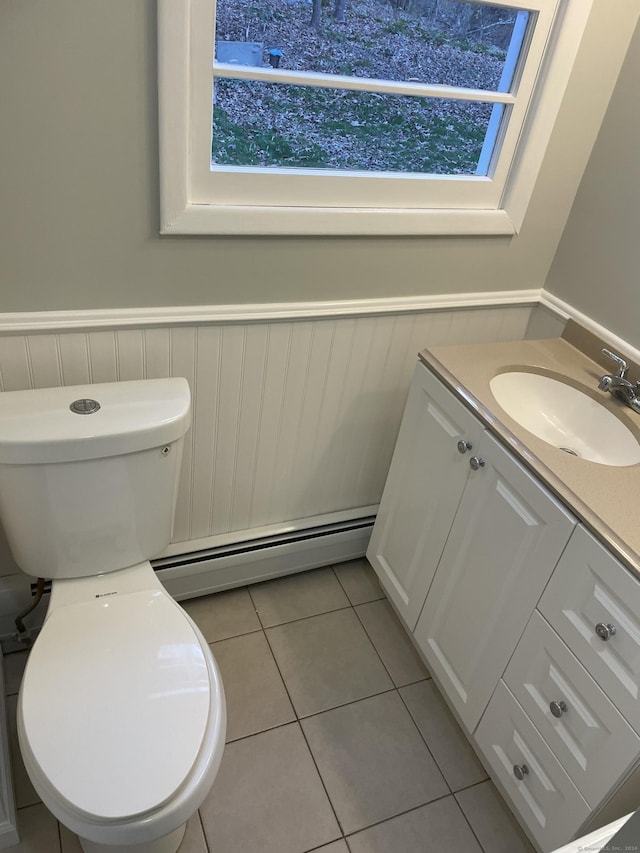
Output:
[[310, 0, 322, 29]]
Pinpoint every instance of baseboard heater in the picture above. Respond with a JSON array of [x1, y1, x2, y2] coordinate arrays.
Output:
[[26, 517, 374, 603], [152, 516, 375, 601]]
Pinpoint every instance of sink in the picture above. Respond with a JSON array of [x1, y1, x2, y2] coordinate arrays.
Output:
[[489, 371, 640, 467]]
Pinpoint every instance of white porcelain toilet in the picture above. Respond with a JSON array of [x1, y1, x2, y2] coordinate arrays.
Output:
[[0, 378, 226, 853]]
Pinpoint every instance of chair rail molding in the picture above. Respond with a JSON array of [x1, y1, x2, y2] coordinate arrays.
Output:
[[0, 290, 541, 334], [540, 290, 640, 367]]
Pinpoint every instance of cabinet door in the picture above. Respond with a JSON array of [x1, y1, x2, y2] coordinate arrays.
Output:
[[476, 681, 591, 852], [367, 363, 483, 630], [414, 431, 576, 731], [539, 525, 640, 730], [504, 611, 640, 808]]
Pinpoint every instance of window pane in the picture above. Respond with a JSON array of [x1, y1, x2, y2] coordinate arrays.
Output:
[[212, 80, 497, 173], [215, 0, 530, 90]]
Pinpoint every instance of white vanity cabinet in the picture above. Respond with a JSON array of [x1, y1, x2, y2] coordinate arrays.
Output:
[[539, 525, 640, 728], [366, 363, 483, 629], [368, 358, 640, 852], [475, 680, 592, 853], [501, 611, 640, 809], [413, 428, 576, 731], [476, 525, 640, 851], [367, 360, 576, 731]]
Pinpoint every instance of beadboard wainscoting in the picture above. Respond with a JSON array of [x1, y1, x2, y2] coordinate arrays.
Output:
[[0, 298, 547, 638]]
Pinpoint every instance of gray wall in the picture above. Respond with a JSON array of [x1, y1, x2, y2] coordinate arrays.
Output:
[[0, 0, 634, 313], [545, 21, 640, 348]]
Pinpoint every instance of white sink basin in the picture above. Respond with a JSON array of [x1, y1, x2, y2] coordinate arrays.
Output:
[[489, 371, 640, 467]]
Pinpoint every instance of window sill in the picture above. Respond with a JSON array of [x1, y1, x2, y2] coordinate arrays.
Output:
[[159, 204, 517, 237]]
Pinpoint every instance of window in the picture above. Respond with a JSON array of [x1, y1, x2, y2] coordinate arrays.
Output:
[[158, 0, 594, 235]]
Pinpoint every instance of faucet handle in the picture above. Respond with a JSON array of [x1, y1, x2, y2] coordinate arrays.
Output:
[[602, 348, 629, 379]]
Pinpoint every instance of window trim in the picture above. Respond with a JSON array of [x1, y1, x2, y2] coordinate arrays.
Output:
[[158, 0, 595, 235]]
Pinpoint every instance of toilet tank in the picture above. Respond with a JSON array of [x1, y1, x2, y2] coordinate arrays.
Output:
[[0, 379, 191, 579]]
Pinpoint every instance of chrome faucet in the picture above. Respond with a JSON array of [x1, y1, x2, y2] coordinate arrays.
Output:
[[598, 348, 640, 413]]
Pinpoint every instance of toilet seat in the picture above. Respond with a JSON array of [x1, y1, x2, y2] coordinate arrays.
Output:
[[19, 586, 217, 825]]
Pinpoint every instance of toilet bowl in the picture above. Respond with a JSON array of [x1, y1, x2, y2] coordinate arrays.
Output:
[[0, 378, 227, 852], [17, 562, 226, 852]]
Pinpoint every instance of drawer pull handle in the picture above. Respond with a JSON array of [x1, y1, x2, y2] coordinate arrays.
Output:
[[595, 623, 617, 641], [513, 764, 529, 781], [469, 456, 485, 471], [457, 440, 472, 454], [550, 700, 568, 718]]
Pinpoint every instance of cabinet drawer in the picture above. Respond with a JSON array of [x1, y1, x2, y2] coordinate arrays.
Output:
[[504, 611, 640, 807], [476, 681, 590, 853], [539, 526, 640, 729]]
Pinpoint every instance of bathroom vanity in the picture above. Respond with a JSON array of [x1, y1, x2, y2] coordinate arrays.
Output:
[[367, 333, 640, 852]]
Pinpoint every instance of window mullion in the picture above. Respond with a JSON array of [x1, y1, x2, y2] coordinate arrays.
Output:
[[212, 64, 516, 105]]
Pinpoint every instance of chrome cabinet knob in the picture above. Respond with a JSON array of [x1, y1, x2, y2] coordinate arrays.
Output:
[[469, 456, 485, 471], [595, 622, 617, 641], [457, 440, 472, 454], [513, 764, 529, 781], [550, 700, 568, 718]]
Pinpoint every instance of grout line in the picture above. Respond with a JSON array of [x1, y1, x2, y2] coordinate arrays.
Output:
[[246, 566, 353, 630], [197, 808, 212, 853], [297, 686, 398, 723], [259, 623, 347, 840], [297, 718, 347, 840], [258, 623, 297, 722], [218, 686, 402, 748], [330, 562, 386, 608], [303, 836, 348, 853], [223, 716, 298, 747], [351, 597, 408, 688], [452, 776, 491, 796], [259, 603, 354, 632], [330, 562, 350, 601], [245, 591, 386, 635], [452, 785, 494, 853], [342, 790, 468, 843], [245, 583, 265, 630], [394, 682, 455, 798], [182, 584, 263, 643], [395, 675, 433, 689], [206, 626, 264, 645]]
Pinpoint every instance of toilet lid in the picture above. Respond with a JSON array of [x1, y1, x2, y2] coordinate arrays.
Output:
[[20, 590, 211, 821]]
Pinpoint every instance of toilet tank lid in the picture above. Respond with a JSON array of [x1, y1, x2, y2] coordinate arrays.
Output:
[[0, 378, 191, 464]]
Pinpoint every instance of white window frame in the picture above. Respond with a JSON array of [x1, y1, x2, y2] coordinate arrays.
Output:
[[158, 0, 594, 236]]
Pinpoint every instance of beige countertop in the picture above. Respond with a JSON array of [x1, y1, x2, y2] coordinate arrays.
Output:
[[419, 335, 640, 577]]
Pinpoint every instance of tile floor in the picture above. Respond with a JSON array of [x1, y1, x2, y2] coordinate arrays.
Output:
[[2, 558, 535, 852]]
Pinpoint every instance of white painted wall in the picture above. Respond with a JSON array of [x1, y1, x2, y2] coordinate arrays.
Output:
[[0, 0, 636, 313], [545, 21, 640, 349]]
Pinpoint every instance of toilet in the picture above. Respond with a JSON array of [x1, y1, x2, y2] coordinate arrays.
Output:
[[0, 378, 226, 853]]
